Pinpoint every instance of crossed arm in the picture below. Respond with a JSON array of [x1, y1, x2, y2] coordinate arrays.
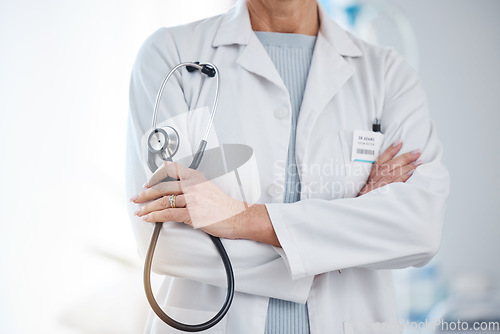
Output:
[[130, 142, 422, 247]]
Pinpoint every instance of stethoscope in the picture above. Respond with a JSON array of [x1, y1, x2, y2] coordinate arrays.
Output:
[[144, 62, 234, 332]]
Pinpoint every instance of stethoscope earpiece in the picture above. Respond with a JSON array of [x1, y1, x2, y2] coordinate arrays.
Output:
[[186, 62, 216, 77]]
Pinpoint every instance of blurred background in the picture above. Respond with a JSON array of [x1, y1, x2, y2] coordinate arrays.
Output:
[[0, 0, 498, 333]]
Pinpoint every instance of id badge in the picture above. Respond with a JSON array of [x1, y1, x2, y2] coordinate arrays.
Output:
[[351, 130, 385, 163]]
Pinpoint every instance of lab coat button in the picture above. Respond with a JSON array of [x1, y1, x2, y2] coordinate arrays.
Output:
[[267, 183, 284, 198], [274, 107, 289, 120]]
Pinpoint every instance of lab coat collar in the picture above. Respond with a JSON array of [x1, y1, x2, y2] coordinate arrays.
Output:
[[212, 0, 362, 58], [212, 0, 253, 47]]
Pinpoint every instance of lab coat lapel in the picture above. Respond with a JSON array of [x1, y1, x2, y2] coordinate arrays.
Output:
[[237, 36, 285, 89], [296, 4, 362, 166], [296, 39, 354, 166], [212, 0, 285, 90]]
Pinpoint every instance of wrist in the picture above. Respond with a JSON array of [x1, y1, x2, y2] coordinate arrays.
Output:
[[238, 204, 280, 247]]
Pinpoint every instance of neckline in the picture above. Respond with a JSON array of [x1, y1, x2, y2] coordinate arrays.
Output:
[[254, 31, 317, 49]]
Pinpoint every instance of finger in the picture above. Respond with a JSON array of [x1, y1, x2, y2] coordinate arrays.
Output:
[[133, 181, 183, 203], [135, 195, 186, 217], [146, 161, 196, 188], [368, 140, 402, 181], [359, 157, 421, 197], [384, 149, 422, 173], [393, 163, 421, 183], [374, 159, 420, 186], [370, 149, 421, 184], [376, 140, 403, 165], [142, 208, 190, 224]]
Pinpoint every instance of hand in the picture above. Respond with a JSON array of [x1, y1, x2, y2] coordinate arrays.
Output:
[[130, 161, 248, 239], [357, 140, 422, 197]]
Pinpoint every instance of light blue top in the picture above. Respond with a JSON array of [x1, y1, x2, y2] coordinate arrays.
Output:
[[255, 31, 316, 334]]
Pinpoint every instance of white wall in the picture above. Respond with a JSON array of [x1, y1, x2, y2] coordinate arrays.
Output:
[[0, 1, 232, 333], [352, 0, 500, 320], [384, 0, 500, 282]]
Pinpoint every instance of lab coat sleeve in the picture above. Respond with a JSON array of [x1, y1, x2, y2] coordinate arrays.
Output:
[[266, 49, 451, 280], [126, 28, 313, 303]]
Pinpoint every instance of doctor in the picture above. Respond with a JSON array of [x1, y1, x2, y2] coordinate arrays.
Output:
[[126, 0, 450, 333]]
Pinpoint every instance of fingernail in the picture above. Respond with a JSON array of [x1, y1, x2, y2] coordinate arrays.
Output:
[[129, 194, 138, 202], [142, 182, 149, 189], [407, 169, 415, 176], [133, 208, 142, 216], [392, 140, 402, 147], [411, 149, 421, 155], [142, 214, 149, 221], [412, 159, 423, 166]]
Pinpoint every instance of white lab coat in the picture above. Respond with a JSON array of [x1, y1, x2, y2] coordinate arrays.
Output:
[[126, 1, 450, 333]]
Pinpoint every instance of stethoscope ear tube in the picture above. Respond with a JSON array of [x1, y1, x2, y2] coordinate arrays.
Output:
[[144, 221, 235, 332]]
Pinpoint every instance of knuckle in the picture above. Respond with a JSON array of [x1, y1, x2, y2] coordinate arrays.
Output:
[[382, 150, 395, 159], [399, 168, 410, 178], [161, 162, 172, 175], [378, 164, 390, 176], [160, 196, 169, 208], [162, 210, 171, 220], [164, 162, 175, 174], [379, 151, 390, 160], [164, 161, 175, 168], [393, 163, 405, 172], [177, 195, 185, 207], [150, 184, 162, 194], [402, 155, 414, 164], [379, 174, 393, 183], [159, 183, 169, 192], [177, 180, 186, 192], [391, 169, 401, 177]]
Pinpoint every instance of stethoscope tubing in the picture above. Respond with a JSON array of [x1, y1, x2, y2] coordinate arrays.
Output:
[[144, 62, 234, 331], [144, 222, 235, 332]]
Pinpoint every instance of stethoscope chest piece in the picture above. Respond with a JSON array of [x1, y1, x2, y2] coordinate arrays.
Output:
[[148, 126, 180, 172]]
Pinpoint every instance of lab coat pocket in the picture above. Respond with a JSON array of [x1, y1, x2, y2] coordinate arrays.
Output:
[[150, 305, 227, 334], [338, 130, 373, 198], [343, 321, 403, 334]]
